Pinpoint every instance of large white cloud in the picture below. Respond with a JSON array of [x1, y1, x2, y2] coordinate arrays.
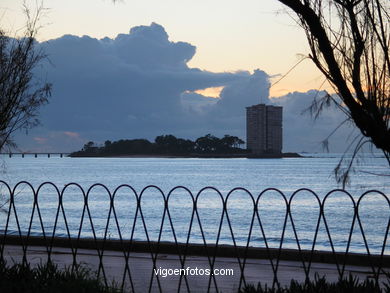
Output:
[[15, 23, 354, 153]]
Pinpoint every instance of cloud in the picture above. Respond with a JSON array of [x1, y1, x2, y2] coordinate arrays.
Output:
[[33, 137, 48, 144], [194, 86, 224, 98], [32, 23, 248, 139], [113, 23, 196, 69], [63, 131, 80, 139], [15, 23, 354, 153], [271, 90, 354, 152], [216, 69, 270, 114]]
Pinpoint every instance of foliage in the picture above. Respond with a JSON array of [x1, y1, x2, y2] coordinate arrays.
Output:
[[0, 261, 120, 293], [241, 274, 389, 293], [71, 134, 246, 157], [195, 134, 244, 153], [0, 3, 51, 152], [155, 134, 195, 154], [277, 0, 390, 186]]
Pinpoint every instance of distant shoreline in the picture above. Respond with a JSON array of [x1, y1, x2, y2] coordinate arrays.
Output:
[[69, 152, 302, 159]]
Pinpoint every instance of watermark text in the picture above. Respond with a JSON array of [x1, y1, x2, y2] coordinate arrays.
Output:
[[154, 267, 234, 278]]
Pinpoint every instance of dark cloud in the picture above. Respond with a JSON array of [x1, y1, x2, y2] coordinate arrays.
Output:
[[181, 69, 271, 139], [272, 90, 354, 152], [15, 23, 353, 153], [217, 69, 270, 112]]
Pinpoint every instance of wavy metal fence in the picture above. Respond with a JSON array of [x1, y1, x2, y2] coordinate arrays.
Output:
[[0, 180, 389, 292]]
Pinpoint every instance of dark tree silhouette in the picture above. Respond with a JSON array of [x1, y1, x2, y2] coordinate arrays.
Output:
[[155, 135, 195, 154], [195, 134, 220, 153], [82, 141, 96, 152], [71, 134, 246, 157], [0, 4, 51, 152], [221, 135, 245, 149], [278, 0, 390, 185], [104, 140, 112, 148], [155, 135, 179, 152]]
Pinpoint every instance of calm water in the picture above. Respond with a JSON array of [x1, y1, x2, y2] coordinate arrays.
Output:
[[0, 154, 389, 254]]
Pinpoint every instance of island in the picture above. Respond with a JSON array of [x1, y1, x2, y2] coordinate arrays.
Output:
[[69, 134, 301, 158]]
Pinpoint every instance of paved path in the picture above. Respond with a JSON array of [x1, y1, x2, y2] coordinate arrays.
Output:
[[2, 245, 387, 292]]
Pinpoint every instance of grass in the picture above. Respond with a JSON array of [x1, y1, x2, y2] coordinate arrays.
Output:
[[0, 261, 120, 293], [240, 273, 390, 293]]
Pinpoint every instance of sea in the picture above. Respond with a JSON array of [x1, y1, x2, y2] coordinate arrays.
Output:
[[0, 153, 389, 254]]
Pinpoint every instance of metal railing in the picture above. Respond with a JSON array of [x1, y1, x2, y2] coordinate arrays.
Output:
[[0, 180, 389, 292]]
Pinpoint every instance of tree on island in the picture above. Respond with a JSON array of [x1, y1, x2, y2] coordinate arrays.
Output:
[[221, 135, 245, 149], [82, 141, 98, 153], [71, 134, 246, 157], [195, 134, 220, 153], [194, 134, 245, 153], [102, 139, 153, 155], [0, 4, 51, 152], [277, 0, 390, 185], [155, 135, 195, 154]]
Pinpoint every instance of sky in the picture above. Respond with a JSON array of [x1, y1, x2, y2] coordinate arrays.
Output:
[[1, 0, 327, 96], [1, 0, 354, 153]]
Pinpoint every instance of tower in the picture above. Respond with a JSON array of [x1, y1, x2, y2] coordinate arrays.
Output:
[[246, 104, 282, 155]]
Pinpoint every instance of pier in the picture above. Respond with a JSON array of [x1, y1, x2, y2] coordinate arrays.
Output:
[[1, 152, 70, 158]]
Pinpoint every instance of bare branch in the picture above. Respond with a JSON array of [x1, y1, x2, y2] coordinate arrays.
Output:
[[0, 3, 51, 151], [278, 0, 390, 185]]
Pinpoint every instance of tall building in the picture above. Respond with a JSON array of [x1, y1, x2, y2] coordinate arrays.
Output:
[[246, 104, 283, 155]]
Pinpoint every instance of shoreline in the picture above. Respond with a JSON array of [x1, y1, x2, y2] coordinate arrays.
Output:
[[68, 152, 302, 159]]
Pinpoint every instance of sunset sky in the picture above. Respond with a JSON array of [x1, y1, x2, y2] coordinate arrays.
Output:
[[2, 0, 326, 97], [1, 0, 350, 153]]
